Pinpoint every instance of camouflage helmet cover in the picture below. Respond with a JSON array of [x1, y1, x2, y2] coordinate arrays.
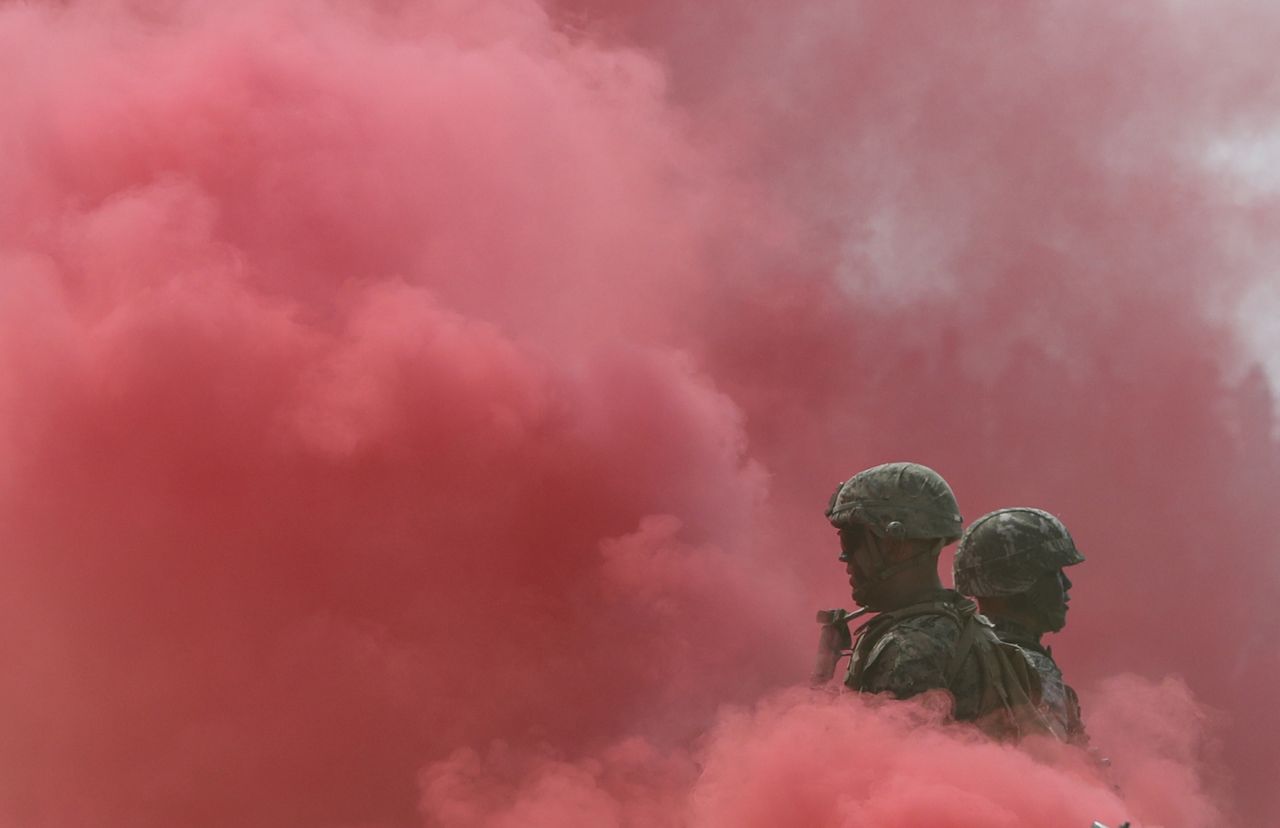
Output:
[[826, 462, 963, 541], [953, 507, 1085, 597]]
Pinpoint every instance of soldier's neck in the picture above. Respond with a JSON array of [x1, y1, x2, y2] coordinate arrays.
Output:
[[875, 569, 947, 611], [979, 607, 1045, 646]]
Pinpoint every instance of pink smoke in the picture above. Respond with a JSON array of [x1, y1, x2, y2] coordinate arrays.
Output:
[[0, 0, 1275, 825], [419, 679, 1223, 827]]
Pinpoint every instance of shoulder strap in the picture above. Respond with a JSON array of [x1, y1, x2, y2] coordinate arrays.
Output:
[[948, 611, 1061, 740], [986, 637, 1058, 738], [945, 612, 981, 687]]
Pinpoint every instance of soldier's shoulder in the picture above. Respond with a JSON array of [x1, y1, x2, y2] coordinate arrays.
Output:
[[855, 611, 964, 697], [879, 609, 965, 645], [1017, 646, 1062, 678]]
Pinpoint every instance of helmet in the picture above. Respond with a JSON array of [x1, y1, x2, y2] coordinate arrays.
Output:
[[825, 462, 963, 542], [953, 507, 1085, 597]]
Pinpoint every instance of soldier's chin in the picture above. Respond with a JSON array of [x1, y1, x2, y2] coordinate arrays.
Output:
[[850, 587, 879, 609]]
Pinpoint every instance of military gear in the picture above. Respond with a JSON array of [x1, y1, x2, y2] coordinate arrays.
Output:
[[992, 617, 1087, 743], [826, 462, 963, 541], [953, 507, 1084, 597], [838, 590, 1054, 739]]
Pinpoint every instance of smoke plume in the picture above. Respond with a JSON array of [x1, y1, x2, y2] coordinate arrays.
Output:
[[0, 0, 1276, 825]]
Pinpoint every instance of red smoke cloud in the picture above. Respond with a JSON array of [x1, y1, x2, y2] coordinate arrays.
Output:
[[417, 677, 1223, 826], [0, 0, 1276, 826]]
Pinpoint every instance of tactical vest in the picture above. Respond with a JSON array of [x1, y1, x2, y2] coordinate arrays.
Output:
[[845, 594, 1054, 739]]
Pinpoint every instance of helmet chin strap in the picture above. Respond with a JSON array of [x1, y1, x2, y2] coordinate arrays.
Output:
[[863, 529, 943, 584]]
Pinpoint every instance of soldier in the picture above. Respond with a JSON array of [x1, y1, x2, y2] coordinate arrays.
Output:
[[953, 507, 1087, 743], [815, 462, 1048, 738]]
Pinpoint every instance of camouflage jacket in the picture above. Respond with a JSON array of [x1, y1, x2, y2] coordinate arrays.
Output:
[[990, 617, 1087, 744], [845, 591, 1047, 738]]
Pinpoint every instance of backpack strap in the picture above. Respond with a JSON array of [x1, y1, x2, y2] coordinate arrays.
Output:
[[946, 606, 1060, 740], [945, 610, 981, 687]]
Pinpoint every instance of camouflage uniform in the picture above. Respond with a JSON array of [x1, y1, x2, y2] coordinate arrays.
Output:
[[821, 464, 1049, 738], [990, 617, 1086, 742], [954, 507, 1088, 744], [846, 590, 1032, 726]]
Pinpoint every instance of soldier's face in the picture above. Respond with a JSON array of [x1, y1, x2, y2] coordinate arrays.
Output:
[[1024, 567, 1072, 633], [838, 526, 880, 607]]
